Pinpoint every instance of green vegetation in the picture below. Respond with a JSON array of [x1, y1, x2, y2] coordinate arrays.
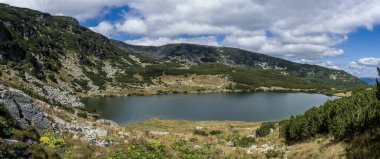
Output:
[[172, 139, 220, 159], [0, 3, 135, 83], [193, 129, 209, 136], [235, 136, 256, 148], [76, 111, 88, 118], [115, 41, 365, 88], [110, 139, 221, 159], [113, 62, 367, 94], [376, 67, 380, 100], [39, 132, 66, 149], [209, 130, 222, 135], [265, 149, 284, 158], [0, 102, 16, 138], [110, 140, 168, 159], [0, 102, 60, 158], [226, 134, 256, 148], [256, 122, 275, 137], [283, 88, 380, 143], [72, 79, 90, 91]]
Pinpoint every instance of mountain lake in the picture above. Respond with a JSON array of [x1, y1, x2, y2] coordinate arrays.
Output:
[[83, 92, 338, 125]]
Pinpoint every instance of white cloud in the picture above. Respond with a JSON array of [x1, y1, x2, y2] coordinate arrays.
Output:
[[3, 0, 380, 59], [320, 61, 340, 70], [299, 59, 315, 65], [115, 19, 148, 34], [124, 36, 220, 46], [222, 34, 344, 58], [348, 62, 363, 69], [297, 59, 340, 70], [357, 57, 380, 67], [89, 21, 115, 37], [347, 57, 380, 77], [124, 0, 380, 58]]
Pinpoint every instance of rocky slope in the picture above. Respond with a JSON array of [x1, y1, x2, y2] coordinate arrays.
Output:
[[0, 84, 53, 135]]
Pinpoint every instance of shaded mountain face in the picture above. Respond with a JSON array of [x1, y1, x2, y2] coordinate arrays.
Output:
[[0, 3, 137, 78], [0, 3, 366, 107]]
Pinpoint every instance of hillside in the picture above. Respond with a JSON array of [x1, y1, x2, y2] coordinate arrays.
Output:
[[0, 3, 367, 107], [113, 40, 364, 88]]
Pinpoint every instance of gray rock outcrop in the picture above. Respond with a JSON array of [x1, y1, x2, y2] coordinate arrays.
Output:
[[96, 119, 118, 126], [0, 84, 53, 135]]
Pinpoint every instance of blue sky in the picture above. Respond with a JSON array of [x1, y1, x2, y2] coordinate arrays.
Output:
[[1, 0, 379, 77]]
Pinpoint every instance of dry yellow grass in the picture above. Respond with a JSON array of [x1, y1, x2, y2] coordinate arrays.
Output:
[[126, 119, 346, 159], [333, 91, 352, 97], [90, 74, 235, 97]]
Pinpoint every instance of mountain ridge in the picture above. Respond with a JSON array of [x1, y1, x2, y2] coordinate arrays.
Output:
[[0, 3, 367, 107]]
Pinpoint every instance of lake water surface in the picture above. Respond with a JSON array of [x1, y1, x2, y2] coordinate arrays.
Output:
[[83, 92, 337, 125]]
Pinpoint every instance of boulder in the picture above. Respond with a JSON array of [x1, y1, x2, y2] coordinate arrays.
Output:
[[226, 141, 234, 147], [94, 128, 108, 137], [96, 119, 118, 126], [148, 131, 169, 136], [97, 140, 114, 147], [81, 128, 107, 143], [0, 87, 53, 135], [195, 126, 203, 130]]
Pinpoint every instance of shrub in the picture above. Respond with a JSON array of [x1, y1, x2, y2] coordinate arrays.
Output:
[[265, 149, 283, 158], [256, 122, 275, 137], [110, 140, 168, 159], [226, 135, 256, 148], [172, 139, 220, 159], [72, 79, 90, 91], [76, 112, 88, 118], [0, 102, 17, 138], [12, 127, 38, 141], [193, 129, 208, 136], [283, 90, 380, 143], [236, 136, 256, 148], [189, 138, 198, 143], [0, 141, 53, 158], [209, 130, 222, 135]]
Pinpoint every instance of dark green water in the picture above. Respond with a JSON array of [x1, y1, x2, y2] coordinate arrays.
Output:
[[83, 92, 337, 125]]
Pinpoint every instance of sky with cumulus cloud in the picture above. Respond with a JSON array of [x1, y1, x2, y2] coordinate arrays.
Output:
[[1, 0, 379, 77]]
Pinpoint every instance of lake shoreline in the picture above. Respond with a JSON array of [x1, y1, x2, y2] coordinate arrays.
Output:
[[80, 86, 335, 99], [83, 92, 337, 125]]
